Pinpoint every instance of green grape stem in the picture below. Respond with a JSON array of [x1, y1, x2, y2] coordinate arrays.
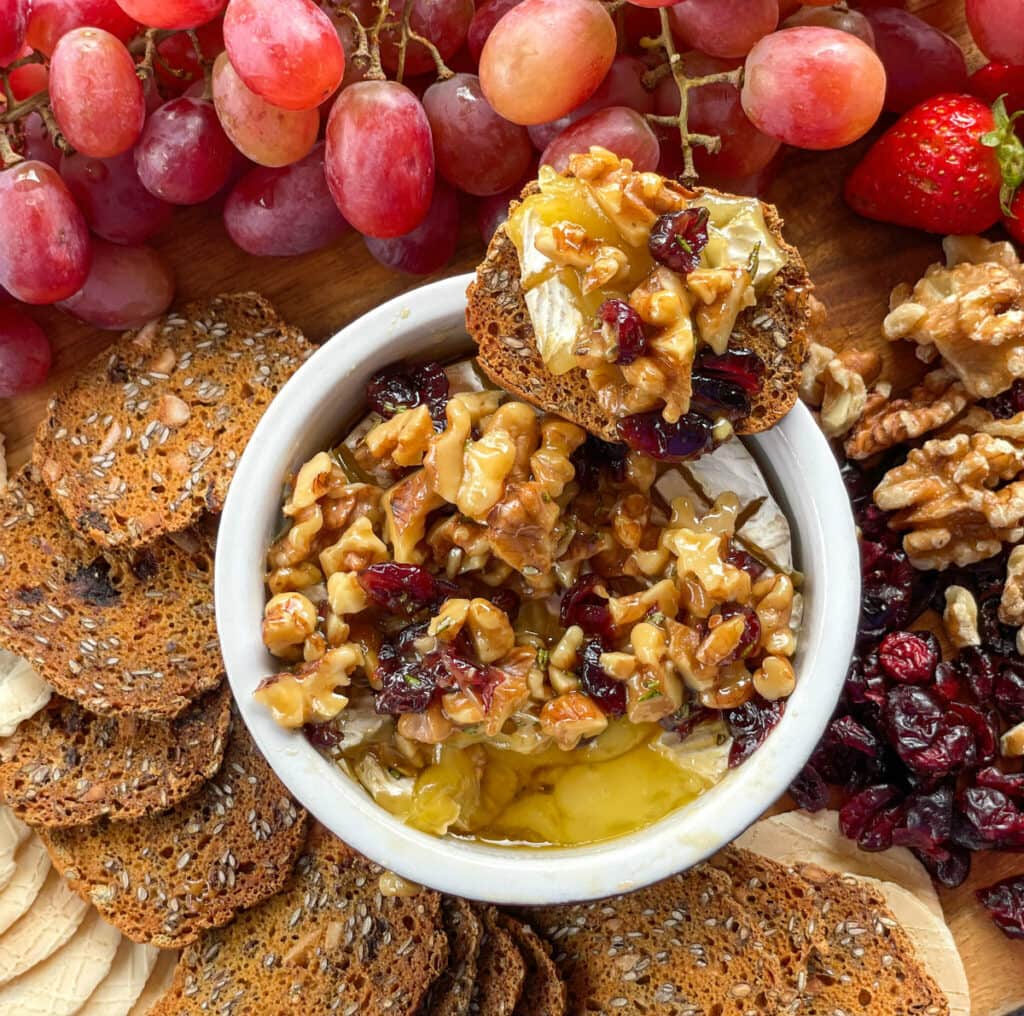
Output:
[[641, 8, 743, 184]]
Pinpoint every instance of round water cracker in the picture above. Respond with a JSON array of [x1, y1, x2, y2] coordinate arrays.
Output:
[[127, 949, 178, 1016], [735, 809, 943, 921], [40, 718, 307, 948], [0, 471, 223, 720], [525, 860, 785, 1016], [422, 897, 482, 1016], [498, 914, 566, 1016], [33, 292, 314, 550], [150, 825, 449, 1016], [0, 683, 231, 828], [0, 867, 90, 986], [0, 649, 51, 738], [0, 834, 50, 936], [0, 908, 121, 1015], [0, 804, 31, 892], [78, 937, 160, 1015]]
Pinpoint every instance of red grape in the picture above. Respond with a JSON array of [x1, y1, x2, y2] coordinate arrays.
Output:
[[863, 7, 967, 112], [669, 0, 778, 59], [528, 55, 654, 152], [627, 0, 677, 6], [61, 149, 172, 245], [22, 113, 61, 169], [742, 27, 885, 149], [7, 46, 49, 99], [970, 62, 1024, 138], [115, 0, 225, 29], [155, 18, 224, 94], [967, 0, 1024, 65], [423, 73, 533, 196], [364, 182, 459, 275], [211, 51, 318, 167], [467, 0, 523, 63], [224, 142, 349, 256], [26, 0, 138, 56], [135, 96, 237, 204], [58, 239, 175, 329], [324, 80, 434, 238], [783, 5, 875, 47], [49, 28, 145, 158], [0, 305, 51, 397], [542, 106, 660, 173], [0, 161, 92, 304], [656, 52, 780, 179], [0, 0, 30, 65], [363, 0, 475, 78], [223, 0, 343, 112], [480, 0, 617, 125]]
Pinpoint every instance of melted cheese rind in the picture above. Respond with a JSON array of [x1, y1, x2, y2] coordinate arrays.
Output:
[[0, 650, 51, 739]]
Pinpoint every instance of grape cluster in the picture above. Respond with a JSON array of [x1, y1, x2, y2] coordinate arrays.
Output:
[[0, 0, 1016, 398]]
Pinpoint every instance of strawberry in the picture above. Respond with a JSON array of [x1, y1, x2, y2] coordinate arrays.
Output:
[[1005, 186, 1024, 245], [844, 94, 1024, 235]]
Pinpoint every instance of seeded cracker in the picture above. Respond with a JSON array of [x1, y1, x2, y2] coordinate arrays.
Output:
[[498, 913, 567, 1016], [422, 897, 482, 1016], [40, 717, 308, 948], [149, 824, 448, 1016], [0, 682, 231, 828], [0, 469, 222, 719], [524, 861, 784, 1016], [466, 185, 816, 445], [470, 905, 526, 1016], [33, 292, 313, 550]]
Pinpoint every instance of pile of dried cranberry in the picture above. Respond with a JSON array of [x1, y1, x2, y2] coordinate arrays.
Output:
[[791, 457, 1024, 938]]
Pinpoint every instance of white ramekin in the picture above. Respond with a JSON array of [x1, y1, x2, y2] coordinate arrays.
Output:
[[215, 273, 860, 904]]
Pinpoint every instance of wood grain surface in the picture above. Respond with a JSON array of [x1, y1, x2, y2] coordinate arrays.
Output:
[[2, 1, 1023, 1012]]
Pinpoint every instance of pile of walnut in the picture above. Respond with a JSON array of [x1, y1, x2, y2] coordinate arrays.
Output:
[[255, 391, 799, 753], [801, 235, 1024, 656]]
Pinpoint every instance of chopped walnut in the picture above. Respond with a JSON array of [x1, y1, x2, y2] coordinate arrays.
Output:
[[844, 368, 970, 460], [382, 469, 444, 564], [533, 221, 630, 294], [1000, 545, 1024, 626], [1002, 721, 1024, 757], [254, 644, 362, 728], [539, 690, 609, 750], [800, 342, 881, 438], [874, 419, 1024, 570], [943, 585, 981, 649], [882, 249, 1024, 398], [363, 405, 434, 468], [485, 480, 561, 585]]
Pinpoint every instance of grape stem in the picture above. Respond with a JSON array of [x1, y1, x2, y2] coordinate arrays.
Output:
[[393, 0, 453, 83], [0, 130, 22, 169], [641, 8, 743, 184]]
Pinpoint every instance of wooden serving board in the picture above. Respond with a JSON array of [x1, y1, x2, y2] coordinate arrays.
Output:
[[1, 1, 1023, 1011]]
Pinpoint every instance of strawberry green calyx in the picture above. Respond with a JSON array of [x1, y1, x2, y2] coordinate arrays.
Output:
[[980, 96, 1024, 215]]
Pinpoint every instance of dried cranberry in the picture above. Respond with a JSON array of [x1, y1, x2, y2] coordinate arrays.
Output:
[[694, 347, 765, 395], [717, 603, 760, 661], [961, 787, 1024, 846], [844, 652, 888, 716], [858, 504, 899, 546], [789, 763, 830, 812], [884, 685, 977, 777], [977, 876, 1024, 939], [689, 373, 751, 423], [617, 411, 714, 461], [892, 784, 953, 851], [664, 704, 714, 740], [303, 722, 343, 749], [860, 801, 907, 851], [934, 660, 966, 702], [598, 299, 648, 365], [859, 540, 914, 644], [978, 594, 1020, 657], [648, 206, 709, 274], [827, 715, 881, 759], [975, 767, 1024, 800], [914, 843, 971, 889], [725, 544, 766, 580], [579, 639, 626, 717], [726, 695, 785, 767], [996, 659, 1024, 721], [948, 702, 998, 766], [878, 630, 938, 684], [570, 434, 629, 488], [365, 360, 449, 427], [488, 587, 520, 621], [978, 378, 1024, 420], [839, 785, 902, 843], [358, 563, 454, 616], [374, 634, 447, 715], [559, 573, 616, 642], [956, 645, 998, 702]]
